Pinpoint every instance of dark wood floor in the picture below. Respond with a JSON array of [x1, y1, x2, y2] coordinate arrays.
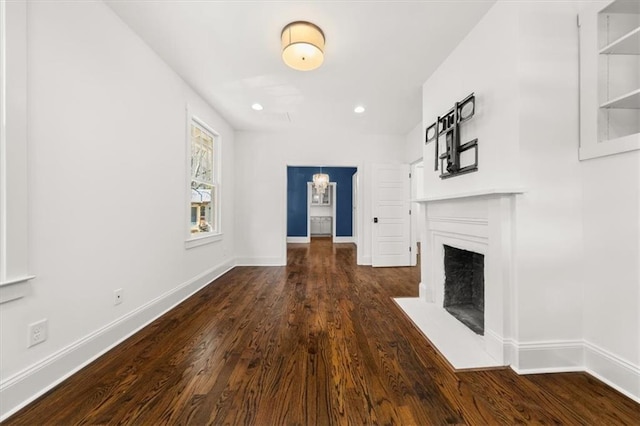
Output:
[[6, 239, 640, 425]]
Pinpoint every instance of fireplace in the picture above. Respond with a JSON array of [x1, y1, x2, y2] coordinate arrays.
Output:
[[410, 191, 521, 367], [443, 245, 484, 335]]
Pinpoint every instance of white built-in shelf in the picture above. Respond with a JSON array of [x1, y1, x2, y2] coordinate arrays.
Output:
[[579, 0, 640, 160], [601, 0, 640, 14], [599, 26, 640, 54], [600, 88, 640, 109]]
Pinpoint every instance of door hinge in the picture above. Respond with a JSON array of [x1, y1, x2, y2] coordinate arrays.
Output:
[[409, 209, 411, 215], [409, 246, 412, 252], [409, 172, 412, 178]]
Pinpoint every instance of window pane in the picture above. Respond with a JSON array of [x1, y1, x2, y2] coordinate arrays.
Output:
[[190, 206, 198, 225], [191, 123, 214, 183], [191, 182, 214, 234]]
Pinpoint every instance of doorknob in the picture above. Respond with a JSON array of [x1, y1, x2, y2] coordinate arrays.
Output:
[[373, 217, 378, 223]]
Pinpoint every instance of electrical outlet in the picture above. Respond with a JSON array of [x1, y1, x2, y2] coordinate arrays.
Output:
[[114, 288, 123, 305], [28, 319, 48, 347]]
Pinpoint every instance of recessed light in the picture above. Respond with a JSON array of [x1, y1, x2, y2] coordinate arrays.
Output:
[[354, 105, 365, 114], [251, 103, 264, 111]]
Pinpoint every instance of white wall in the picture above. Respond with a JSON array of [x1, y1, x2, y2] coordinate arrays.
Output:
[[515, 1, 639, 400], [404, 122, 423, 164], [419, 0, 639, 401], [422, 2, 521, 196], [581, 151, 640, 393], [422, 0, 583, 347], [514, 1, 584, 344], [234, 131, 404, 266], [574, 1, 640, 398], [0, 1, 235, 418]]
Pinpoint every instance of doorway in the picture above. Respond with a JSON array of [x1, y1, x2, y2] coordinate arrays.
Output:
[[286, 166, 358, 246], [308, 181, 337, 240], [410, 160, 424, 266]]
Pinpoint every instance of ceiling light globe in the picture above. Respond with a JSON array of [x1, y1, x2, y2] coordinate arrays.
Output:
[[251, 103, 264, 111], [354, 106, 365, 114]]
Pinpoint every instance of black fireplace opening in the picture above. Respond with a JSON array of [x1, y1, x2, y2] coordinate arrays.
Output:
[[443, 245, 485, 335]]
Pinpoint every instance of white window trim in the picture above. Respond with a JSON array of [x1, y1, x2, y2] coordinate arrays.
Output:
[[185, 231, 223, 249], [185, 106, 222, 249], [0, 0, 35, 303]]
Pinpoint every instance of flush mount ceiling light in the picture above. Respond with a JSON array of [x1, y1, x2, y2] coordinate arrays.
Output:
[[251, 103, 264, 111], [354, 105, 365, 114], [281, 21, 325, 71]]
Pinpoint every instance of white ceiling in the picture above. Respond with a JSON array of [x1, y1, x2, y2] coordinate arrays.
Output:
[[105, 0, 495, 135]]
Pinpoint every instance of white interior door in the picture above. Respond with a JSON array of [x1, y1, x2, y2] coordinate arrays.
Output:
[[372, 163, 411, 267]]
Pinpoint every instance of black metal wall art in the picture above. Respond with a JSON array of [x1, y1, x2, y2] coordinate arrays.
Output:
[[425, 93, 478, 179]]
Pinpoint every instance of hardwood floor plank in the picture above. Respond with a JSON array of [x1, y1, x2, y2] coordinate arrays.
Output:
[[5, 239, 639, 425], [524, 372, 640, 424]]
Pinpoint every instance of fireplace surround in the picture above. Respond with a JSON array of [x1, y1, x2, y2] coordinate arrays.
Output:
[[416, 189, 522, 367]]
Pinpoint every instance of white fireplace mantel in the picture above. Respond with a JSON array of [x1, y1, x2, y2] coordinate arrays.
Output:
[[401, 188, 524, 369], [413, 187, 525, 203]]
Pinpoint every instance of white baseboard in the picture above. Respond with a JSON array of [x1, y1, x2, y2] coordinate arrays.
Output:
[[286, 236, 310, 243], [510, 339, 584, 374], [359, 255, 372, 266], [235, 256, 285, 266], [0, 259, 235, 422], [584, 341, 640, 403], [509, 339, 639, 403], [333, 236, 354, 244]]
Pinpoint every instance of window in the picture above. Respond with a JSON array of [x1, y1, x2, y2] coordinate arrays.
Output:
[[187, 114, 221, 246]]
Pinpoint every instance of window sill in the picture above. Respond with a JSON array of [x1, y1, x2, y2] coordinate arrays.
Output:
[[185, 232, 223, 249], [0, 275, 36, 304]]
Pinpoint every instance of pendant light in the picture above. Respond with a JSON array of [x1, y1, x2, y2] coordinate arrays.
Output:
[[312, 167, 330, 194]]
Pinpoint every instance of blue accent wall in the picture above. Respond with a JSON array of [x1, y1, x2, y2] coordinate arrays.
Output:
[[287, 166, 357, 237]]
